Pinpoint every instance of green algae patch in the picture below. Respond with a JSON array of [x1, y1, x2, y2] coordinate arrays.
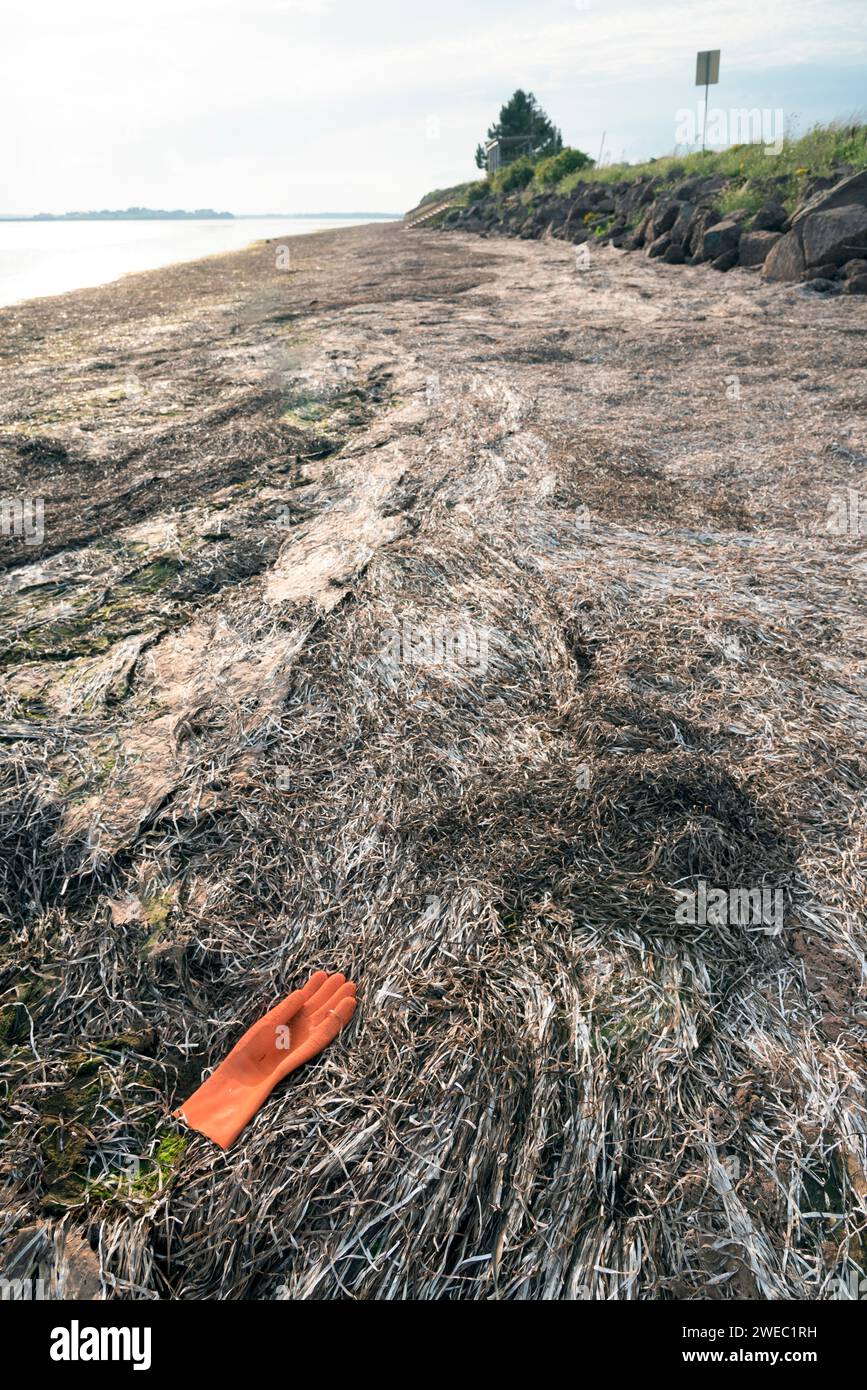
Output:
[[1, 556, 183, 669]]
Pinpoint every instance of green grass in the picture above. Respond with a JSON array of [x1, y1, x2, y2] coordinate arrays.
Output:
[[555, 121, 867, 216], [416, 120, 867, 223]]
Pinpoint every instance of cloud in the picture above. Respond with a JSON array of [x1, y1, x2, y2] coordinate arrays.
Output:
[[0, 0, 864, 212]]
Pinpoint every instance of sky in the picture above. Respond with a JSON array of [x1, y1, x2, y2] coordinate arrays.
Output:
[[1, 0, 865, 215]]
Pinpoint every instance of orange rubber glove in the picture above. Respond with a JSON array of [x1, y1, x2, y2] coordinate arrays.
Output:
[[174, 970, 357, 1149]]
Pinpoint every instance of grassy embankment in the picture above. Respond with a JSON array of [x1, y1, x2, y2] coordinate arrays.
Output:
[[412, 120, 867, 224]]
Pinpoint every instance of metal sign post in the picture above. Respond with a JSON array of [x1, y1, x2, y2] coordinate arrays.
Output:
[[695, 49, 721, 152]]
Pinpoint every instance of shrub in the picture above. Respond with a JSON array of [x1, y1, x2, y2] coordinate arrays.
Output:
[[462, 181, 490, 205], [533, 147, 594, 188], [491, 156, 536, 195]]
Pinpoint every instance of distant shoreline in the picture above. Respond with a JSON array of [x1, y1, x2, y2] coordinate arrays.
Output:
[[0, 210, 403, 222], [0, 212, 401, 308]]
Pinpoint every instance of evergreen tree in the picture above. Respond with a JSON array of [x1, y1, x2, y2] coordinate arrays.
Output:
[[475, 90, 563, 169]]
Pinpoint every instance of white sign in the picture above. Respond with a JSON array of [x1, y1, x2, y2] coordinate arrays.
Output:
[[696, 50, 721, 86]]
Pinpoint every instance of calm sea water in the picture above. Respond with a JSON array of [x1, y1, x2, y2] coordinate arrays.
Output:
[[0, 216, 393, 308]]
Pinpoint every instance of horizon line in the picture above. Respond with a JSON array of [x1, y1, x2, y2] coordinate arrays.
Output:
[[0, 209, 403, 221]]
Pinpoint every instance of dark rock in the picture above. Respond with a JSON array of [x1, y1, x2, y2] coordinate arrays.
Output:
[[801, 204, 867, 268], [687, 175, 727, 200], [663, 244, 686, 264], [650, 199, 680, 237], [565, 202, 597, 239], [803, 264, 840, 281], [751, 200, 788, 232], [620, 182, 650, 218], [669, 202, 696, 246], [791, 169, 867, 228], [797, 277, 840, 295], [843, 273, 867, 294], [762, 228, 806, 282], [699, 218, 743, 260], [739, 230, 782, 267], [630, 210, 652, 245], [647, 233, 671, 258], [684, 206, 718, 257], [710, 249, 739, 272], [842, 257, 867, 279]]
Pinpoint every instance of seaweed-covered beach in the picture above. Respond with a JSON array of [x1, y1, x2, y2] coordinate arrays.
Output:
[[1, 222, 865, 1299]]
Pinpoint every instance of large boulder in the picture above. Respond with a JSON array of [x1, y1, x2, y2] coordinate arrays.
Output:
[[739, 230, 782, 267], [565, 199, 597, 238], [622, 210, 652, 250], [762, 228, 806, 282], [620, 180, 652, 218], [843, 274, 867, 295], [650, 199, 681, 238], [684, 206, 719, 256], [669, 202, 696, 247], [791, 169, 867, 228], [752, 200, 788, 232], [698, 217, 742, 261], [801, 204, 867, 268], [647, 232, 671, 258]]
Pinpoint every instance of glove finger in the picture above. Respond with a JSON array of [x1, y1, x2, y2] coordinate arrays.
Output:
[[305, 971, 346, 1015], [301, 970, 330, 1000], [318, 994, 357, 1040], [310, 981, 356, 1028], [287, 995, 357, 1072], [268, 971, 327, 1027]]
